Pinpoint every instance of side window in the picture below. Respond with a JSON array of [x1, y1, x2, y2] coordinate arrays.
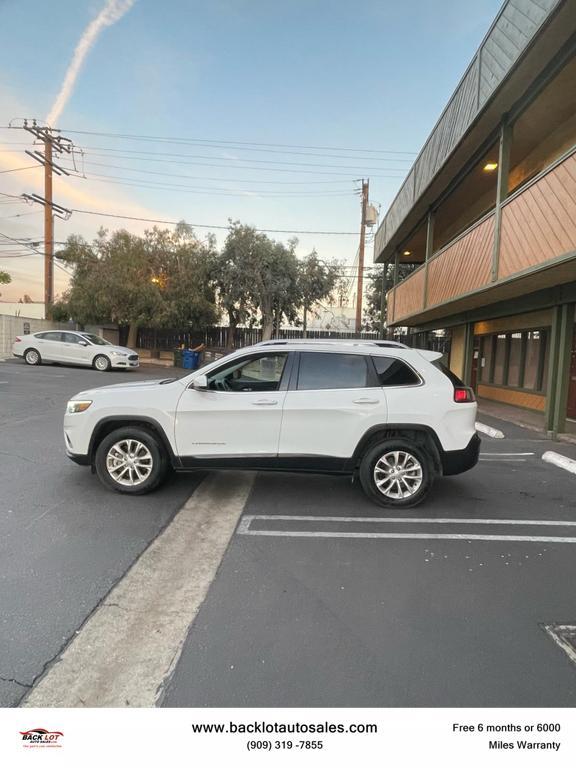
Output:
[[207, 353, 287, 392], [371, 356, 421, 386], [297, 353, 368, 390], [63, 333, 82, 344], [42, 332, 63, 342]]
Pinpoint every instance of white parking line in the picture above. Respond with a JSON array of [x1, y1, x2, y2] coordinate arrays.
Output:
[[238, 514, 576, 529], [475, 422, 505, 439], [237, 514, 576, 543], [239, 530, 576, 544], [480, 452, 534, 456], [542, 451, 576, 476]]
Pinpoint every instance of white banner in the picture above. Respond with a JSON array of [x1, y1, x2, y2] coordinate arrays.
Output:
[[1, 708, 574, 766]]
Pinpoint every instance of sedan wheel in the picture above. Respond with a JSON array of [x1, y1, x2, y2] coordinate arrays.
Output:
[[24, 348, 41, 366], [93, 354, 111, 372]]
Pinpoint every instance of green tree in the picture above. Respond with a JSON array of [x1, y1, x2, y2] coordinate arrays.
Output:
[[212, 223, 260, 349], [296, 251, 340, 336], [0, 270, 11, 297], [213, 222, 301, 343], [56, 224, 218, 347], [364, 263, 417, 332]]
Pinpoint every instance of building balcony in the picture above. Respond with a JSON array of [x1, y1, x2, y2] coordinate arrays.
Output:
[[386, 146, 576, 326]]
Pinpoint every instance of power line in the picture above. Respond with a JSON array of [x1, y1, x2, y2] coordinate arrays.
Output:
[[77, 158, 398, 186], [67, 171, 359, 198], [69, 208, 362, 235], [0, 165, 40, 174], [51, 128, 418, 156]]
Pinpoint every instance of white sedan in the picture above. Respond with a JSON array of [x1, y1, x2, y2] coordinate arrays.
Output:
[[12, 330, 139, 371]]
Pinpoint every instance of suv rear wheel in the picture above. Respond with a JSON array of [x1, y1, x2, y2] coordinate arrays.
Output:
[[359, 438, 434, 508], [94, 427, 169, 494]]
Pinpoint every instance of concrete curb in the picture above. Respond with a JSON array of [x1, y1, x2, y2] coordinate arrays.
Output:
[[542, 451, 576, 475], [475, 421, 505, 439]]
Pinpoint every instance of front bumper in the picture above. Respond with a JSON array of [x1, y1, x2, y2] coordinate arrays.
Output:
[[441, 433, 481, 476], [111, 358, 139, 369], [66, 449, 91, 466]]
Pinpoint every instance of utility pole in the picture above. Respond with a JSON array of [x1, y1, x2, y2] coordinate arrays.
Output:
[[355, 179, 369, 334], [19, 120, 74, 319], [44, 137, 54, 317]]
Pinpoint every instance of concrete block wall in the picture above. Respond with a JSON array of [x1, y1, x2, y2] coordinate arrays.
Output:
[[0, 315, 71, 359]]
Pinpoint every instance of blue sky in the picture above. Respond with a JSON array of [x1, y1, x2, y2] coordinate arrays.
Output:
[[0, 0, 503, 301]]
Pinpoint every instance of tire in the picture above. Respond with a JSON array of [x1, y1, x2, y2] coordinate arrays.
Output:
[[93, 354, 111, 372], [94, 427, 170, 495], [24, 348, 42, 366], [358, 438, 435, 508]]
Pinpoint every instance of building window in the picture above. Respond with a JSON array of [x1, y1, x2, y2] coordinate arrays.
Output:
[[493, 334, 507, 385], [507, 332, 523, 387], [476, 328, 549, 393]]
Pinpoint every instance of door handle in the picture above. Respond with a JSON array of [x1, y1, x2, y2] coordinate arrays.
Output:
[[353, 398, 380, 404], [252, 399, 278, 406]]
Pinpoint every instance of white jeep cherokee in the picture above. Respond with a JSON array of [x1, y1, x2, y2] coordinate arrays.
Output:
[[63, 341, 480, 508]]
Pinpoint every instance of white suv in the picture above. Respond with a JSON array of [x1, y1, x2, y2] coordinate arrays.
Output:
[[63, 342, 480, 508]]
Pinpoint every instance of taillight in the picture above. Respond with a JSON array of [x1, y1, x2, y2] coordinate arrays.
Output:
[[14, 336, 21, 342], [454, 387, 475, 403]]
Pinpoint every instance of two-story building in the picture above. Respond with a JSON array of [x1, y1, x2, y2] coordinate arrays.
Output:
[[375, 0, 576, 436]]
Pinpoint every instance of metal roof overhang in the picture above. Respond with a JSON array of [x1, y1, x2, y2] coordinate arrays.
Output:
[[374, 0, 575, 264]]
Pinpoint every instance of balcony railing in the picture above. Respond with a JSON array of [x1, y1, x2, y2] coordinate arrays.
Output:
[[387, 146, 576, 325]]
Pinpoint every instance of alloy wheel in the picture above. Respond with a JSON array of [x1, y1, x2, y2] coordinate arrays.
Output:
[[105, 439, 153, 486], [373, 450, 423, 499]]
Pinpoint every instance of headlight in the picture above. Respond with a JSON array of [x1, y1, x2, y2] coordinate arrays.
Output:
[[112, 351, 128, 357], [66, 400, 93, 414]]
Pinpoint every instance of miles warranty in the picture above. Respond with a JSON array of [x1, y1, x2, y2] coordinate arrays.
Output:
[[489, 740, 560, 752]]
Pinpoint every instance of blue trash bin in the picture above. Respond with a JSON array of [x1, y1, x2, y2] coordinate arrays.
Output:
[[182, 350, 200, 370]]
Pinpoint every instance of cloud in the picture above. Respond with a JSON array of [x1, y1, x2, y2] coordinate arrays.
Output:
[[46, 0, 137, 127]]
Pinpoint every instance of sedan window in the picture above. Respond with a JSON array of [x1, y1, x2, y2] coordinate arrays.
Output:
[[63, 333, 83, 344], [80, 333, 111, 346], [38, 332, 63, 342], [297, 352, 368, 390]]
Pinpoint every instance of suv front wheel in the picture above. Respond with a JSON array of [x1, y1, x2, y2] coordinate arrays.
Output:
[[94, 427, 169, 494], [359, 438, 435, 508]]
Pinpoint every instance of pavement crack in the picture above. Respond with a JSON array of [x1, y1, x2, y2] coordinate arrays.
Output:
[[0, 675, 32, 689]]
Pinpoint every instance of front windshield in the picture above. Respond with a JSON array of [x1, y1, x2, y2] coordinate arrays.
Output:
[[81, 333, 112, 346]]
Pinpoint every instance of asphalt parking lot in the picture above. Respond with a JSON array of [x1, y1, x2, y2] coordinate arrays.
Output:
[[0, 359, 205, 707], [2, 357, 576, 708], [163, 424, 576, 707]]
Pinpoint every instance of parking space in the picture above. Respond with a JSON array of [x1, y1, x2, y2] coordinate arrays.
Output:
[[0, 360, 205, 707], [163, 433, 576, 707]]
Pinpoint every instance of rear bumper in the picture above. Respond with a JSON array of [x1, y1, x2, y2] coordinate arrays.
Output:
[[441, 433, 481, 476]]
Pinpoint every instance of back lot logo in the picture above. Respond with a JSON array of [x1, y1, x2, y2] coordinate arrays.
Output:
[[20, 728, 64, 748]]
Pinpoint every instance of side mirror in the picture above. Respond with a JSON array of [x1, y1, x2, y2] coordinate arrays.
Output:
[[78, 340, 88, 346], [192, 373, 208, 390]]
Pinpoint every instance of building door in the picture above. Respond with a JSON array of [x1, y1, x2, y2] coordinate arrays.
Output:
[[568, 326, 576, 420]]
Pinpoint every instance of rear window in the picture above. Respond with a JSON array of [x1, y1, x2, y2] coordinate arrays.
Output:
[[371, 356, 420, 386], [297, 352, 369, 390], [433, 360, 465, 387]]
